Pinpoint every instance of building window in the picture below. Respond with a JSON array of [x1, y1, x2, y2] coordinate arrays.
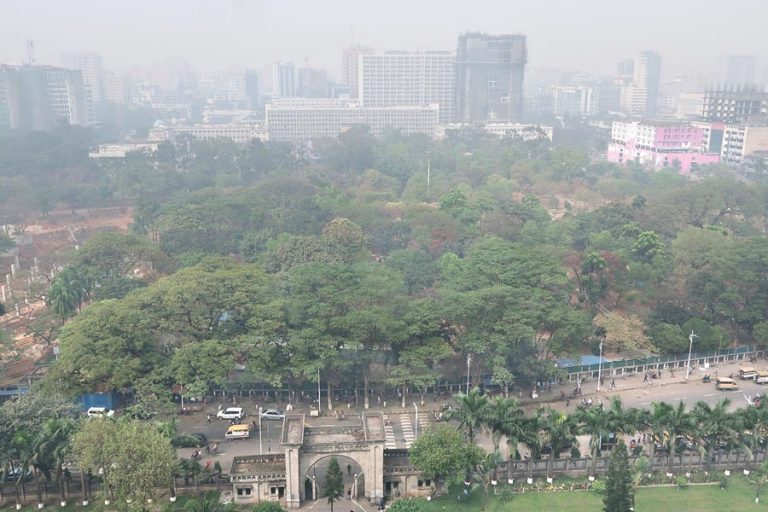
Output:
[[236, 487, 252, 496], [418, 479, 432, 488]]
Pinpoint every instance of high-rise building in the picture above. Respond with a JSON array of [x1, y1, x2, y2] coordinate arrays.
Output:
[[551, 86, 599, 117], [723, 55, 756, 86], [244, 69, 261, 110], [297, 67, 329, 98], [454, 33, 527, 123], [272, 62, 296, 98], [358, 51, 455, 123], [102, 71, 127, 104], [621, 51, 662, 116], [342, 46, 374, 98], [702, 85, 767, 124], [0, 65, 91, 130], [61, 51, 104, 105]]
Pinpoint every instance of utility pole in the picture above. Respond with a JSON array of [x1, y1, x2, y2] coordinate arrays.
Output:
[[686, 331, 698, 380], [317, 367, 322, 415]]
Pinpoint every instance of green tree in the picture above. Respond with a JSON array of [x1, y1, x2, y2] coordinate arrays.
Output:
[[409, 425, 484, 492], [323, 457, 344, 512], [72, 419, 176, 507], [603, 439, 634, 512], [483, 396, 523, 452]]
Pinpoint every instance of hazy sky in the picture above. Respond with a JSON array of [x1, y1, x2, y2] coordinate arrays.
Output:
[[1, 0, 766, 80]]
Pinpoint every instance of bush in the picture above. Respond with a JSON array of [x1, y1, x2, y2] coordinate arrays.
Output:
[[172, 434, 203, 448], [674, 475, 688, 489], [590, 479, 606, 493], [253, 502, 285, 512], [386, 498, 422, 512], [719, 474, 729, 489]]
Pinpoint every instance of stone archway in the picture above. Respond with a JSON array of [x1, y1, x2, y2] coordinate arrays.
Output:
[[282, 412, 386, 509], [303, 454, 366, 503]]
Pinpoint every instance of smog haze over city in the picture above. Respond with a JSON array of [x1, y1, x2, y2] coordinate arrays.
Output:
[[2, 0, 767, 78], [4, 1, 768, 510]]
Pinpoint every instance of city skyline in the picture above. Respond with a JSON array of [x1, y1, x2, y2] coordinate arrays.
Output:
[[1, 0, 767, 81]]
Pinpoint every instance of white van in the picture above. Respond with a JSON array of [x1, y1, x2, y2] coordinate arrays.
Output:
[[756, 370, 768, 384], [225, 424, 251, 440]]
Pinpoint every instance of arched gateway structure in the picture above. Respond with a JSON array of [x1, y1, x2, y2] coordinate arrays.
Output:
[[230, 412, 388, 509]]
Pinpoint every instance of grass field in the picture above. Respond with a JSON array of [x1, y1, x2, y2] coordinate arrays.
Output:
[[420, 476, 766, 512]]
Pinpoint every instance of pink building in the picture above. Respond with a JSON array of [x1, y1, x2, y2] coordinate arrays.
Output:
[[606, 120, 720, 175]]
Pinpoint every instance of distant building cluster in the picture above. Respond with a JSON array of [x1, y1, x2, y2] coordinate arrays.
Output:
[[3, 34, 767, 174]]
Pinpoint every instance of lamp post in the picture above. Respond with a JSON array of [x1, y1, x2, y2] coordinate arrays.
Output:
[[425, 150, 432, 201], [317, 367, 321, 415], [413, 402, 418, 438], [258, 406, 263, 454], [686, 330, 698, 380], [597, 341, 603, 392], [466, 353, 471, 395]]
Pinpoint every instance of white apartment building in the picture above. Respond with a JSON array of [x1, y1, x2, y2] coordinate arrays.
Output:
[[551, 86, 598, 117], [721, 125, 768, 164], [620, 52, 662, 116], [266, 98, 438, 142], [358, 51, 454, 123], [45, 67, 92, 126]]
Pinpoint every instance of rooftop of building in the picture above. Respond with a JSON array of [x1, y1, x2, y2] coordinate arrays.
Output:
[[230, 454, 286, 478]]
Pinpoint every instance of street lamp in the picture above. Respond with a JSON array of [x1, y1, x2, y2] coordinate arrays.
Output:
[[466, 353, 471, 395], [597, 341, 603, 392], [258, 406, 263, 455], [413, 402, 418, 438], [317, 367, 322, 415], [686, 331, 699, 380]]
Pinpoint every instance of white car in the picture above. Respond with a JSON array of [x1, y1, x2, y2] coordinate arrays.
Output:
[[86, 407, 115, 418], [216, 407, 245, 420], [260, 409, 285, 420]]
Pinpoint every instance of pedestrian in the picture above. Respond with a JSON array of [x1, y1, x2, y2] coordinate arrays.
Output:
[[205, 444, 210, 455], [610, 378, 615, 389], [347, 464, 352, 475], [347, 488, 351, 499], [218, 403, 222, 411], [566, 398, 570, 408], [377, 395, 381, 405], [207, 413, 212, 422], [347, 402, 351, 410]]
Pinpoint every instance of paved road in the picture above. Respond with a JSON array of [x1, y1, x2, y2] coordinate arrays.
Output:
[[540, 359, 767, 414]]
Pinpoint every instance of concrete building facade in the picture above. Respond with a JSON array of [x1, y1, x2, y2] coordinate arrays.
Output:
[[358, 51, 455, 123], [607, 120, 720, 174], [621, 51, 662, 116], [454, 33, 527, 123]]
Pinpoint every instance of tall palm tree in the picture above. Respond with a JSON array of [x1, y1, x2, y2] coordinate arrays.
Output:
[[574, 403, 611, 476], [444, 387, 489, 444], [537, 407, 577, 477], [46, 268, 90, 321], [693, 399, 742, 471], [740, 400, 768, 464], [646, 401, 692, 472], [483, 396, 522, 452], [472, 451, 503, 512], [37, 418, 78, 504]]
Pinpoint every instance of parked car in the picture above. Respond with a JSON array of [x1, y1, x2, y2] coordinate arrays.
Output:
[[260, 408, 285, 420], [86, 407, 115, 418], [216, 407, 245, 420]]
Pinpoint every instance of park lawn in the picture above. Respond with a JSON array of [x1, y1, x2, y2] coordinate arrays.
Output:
[[421, 477, 766, 512]]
